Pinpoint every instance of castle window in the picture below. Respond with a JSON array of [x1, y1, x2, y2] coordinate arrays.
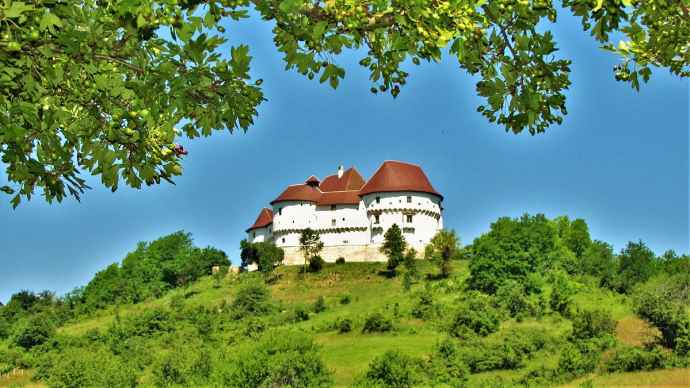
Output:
[[406, 214, 413, 223], [331, 204, 336, 210], [252, 231, 256, 238], [331, 219, 336, 226], [376, 196, 380, 204], [342, 217, 345, 221], [374, 214, 380, 224], [343, 240, 349, 244], [282, 238, 285, 243], [278, 208, 282, 215], [407, 196, 412, 203]]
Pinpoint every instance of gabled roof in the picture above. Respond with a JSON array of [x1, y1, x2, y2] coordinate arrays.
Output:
[[270, 184, 322, 205], [317, 190, 361, 206], [305, 175, 320, 185], [359, 160, 442, 199], [246, 208, 273, 232], [320, 167, 365, 192]]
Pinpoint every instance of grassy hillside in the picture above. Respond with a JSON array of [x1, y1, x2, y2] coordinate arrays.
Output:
[[4, 260, 687, 387]]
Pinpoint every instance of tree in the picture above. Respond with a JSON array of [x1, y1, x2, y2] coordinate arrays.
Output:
[[615, 240, 657, 293], [240, 240, 284, 278], [581, 240, 617, 285], [380, 224, 406, 274], [3, 1, 688, 206], [299, 228, 324, 274], [424, 230, 461, 278]]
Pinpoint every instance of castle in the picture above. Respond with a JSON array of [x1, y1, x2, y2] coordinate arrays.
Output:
[[245, 161, 444, 265]]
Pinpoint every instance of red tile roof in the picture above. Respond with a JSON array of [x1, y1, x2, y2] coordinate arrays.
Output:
[[320, 167, 365, 192], [270, 184, 322, 205], [246, 208, 273, 232], [305, 175, 320, 185], [317, 191, 361, 206], [359, 160, 442, 199]]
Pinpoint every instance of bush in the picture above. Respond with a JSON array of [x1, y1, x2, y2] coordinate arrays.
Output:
[[44, 347, 137, 388], [339, 294, 352, 305], [634, 286, 690, 355], [410, 289, 438, 320], [605, 346, 673, 372], [336, 257, 346, 265], [362, 313, 393, 334], [571, 309, 617, 341], [219, 330, 332, 387], [230, 281, 273, 319], [457, 329, 547, 373], [360, 351, 422, 387], [426, 339, 470, 386], [313, 296, 326, 313], [557, 341, 600, 378], [293, 305, 310, 322], [449, 292, 501, 338], [495, 280, 540, 319], [13, 316, 55, 350], [338, 318, 352, 334], [309, 256, 325, 273]]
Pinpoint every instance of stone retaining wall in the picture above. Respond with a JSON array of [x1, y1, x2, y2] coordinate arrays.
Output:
[[281, 243, 426, 265]]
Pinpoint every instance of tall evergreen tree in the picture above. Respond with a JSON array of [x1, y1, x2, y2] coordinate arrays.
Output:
[[380, 224, 406, 274]]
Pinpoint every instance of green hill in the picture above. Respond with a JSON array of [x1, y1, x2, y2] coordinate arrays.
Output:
[[1, 216, 689, 387]]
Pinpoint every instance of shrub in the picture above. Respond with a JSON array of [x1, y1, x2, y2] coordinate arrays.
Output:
[[495, 280, 539, 319], [571, 309, 617, 341], [45, 347, 137, 388], [449, 292, 501, 338], [313, 296, 326, 313], [336, 257, 346, 265], [605, 346, 673, 372], [426, 339, 470, 386], [410, 289, 437, 320], [338, 318, 352, 334], [634, 286, 690, 355], [557, 341, 600, 378], [230, 281, 272, 318], [13, 316, 55, 350], [339, 294, 352, 305], [362, 313, 393, 333], [293, 305, 310, 322], [219, 330, 331, 387], [549, 270, 576, 316], [361, 351, 422, 387], [309, 256, 325, 273]]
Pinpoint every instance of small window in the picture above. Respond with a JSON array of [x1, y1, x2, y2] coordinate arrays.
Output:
[[407, 196, 412, 203], [406, 214, 413, 223], [278, 208, 282, 215], [374, 214, 380, 224], [342, 217, 345, 221], [331, 219, 336, 226], [282, 238, 285, 243], [376, 196, 380, 204], [343, 240, 349, 244], [331, 204, 336, 210], [252, 231, 256, 238]]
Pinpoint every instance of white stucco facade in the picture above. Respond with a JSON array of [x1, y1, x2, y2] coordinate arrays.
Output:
[[245, 162, 444, 264]]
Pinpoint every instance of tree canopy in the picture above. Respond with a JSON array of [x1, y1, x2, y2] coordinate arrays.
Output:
[[2, 0, 688, 205]]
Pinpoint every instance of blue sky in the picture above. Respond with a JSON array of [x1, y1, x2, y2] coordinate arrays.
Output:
[[1, 11, 688, 303]]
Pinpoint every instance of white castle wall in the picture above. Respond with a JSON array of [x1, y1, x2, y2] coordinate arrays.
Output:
[[247, 227, 271, 243]]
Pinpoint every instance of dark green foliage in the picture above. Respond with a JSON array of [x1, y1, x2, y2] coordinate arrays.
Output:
[[457, 329, 548, 373], [338, 318, 353, 334], [449, 292, 501, 338], [361, 350, 422, 387], [339, 294, 352, 305], [309, 255, 325, 273], [313, 296, 326, 313], [557, 341, 601, 378], [581, 240, 617, 285], [13, 315, 55, 349], [336, 257, 346, 265], [293, 305, 311, 322], [549, 270, 576, 316], [410, 288, 438, 320], [571, 309, 617, 341], [467, 214, 559, 294], [494, 280, 542, 319], [240, 240, 284, 278], [230, 281, 273, 319], [402, 249, 418, 291], [362, 313, 393, 333], [380, 224, 406, 274], [615, 240, 657, 293], [634, 285, 690, 355], [426, 339, 470, 387], [220, 330, 332, 387], [605, 346, 674, 372]]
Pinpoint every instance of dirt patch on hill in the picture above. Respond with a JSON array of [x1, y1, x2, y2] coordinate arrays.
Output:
[[616, 315, 659, 346]]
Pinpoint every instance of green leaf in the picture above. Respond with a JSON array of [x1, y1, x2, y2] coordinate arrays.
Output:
[[4, 1, 33, 18], [39, 12, 62, 33]]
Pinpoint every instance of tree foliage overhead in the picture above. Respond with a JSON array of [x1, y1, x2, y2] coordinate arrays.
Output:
[[2, 0, 689, 205]]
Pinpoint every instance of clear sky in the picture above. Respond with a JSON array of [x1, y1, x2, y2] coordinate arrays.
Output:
[[1, 11, 688, 303]]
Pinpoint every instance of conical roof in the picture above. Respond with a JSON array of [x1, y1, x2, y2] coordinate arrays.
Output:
[[359, 161, 442, 198]]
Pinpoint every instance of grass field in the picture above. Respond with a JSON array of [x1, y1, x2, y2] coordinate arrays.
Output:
[[9, 261, 690, 387]]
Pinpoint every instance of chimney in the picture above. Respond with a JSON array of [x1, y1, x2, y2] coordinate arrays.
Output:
[[337, 165, 344, 178]]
